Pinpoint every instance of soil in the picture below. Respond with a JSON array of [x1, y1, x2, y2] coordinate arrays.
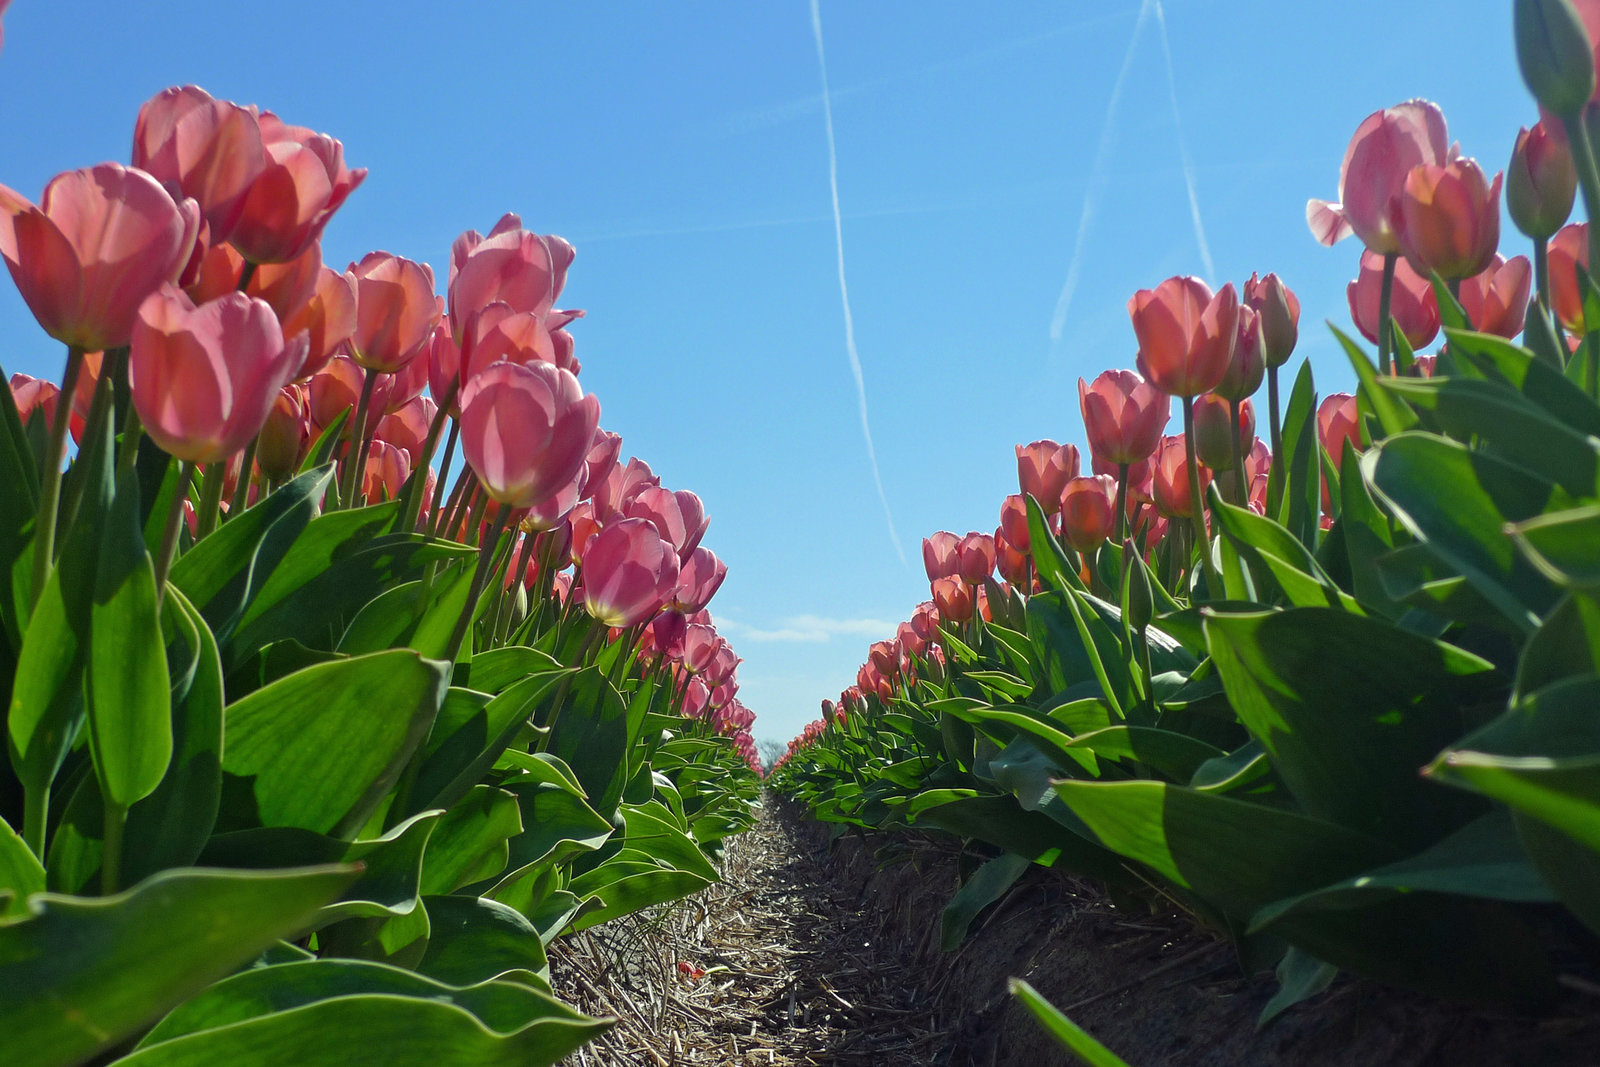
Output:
[[553, 797, 1600, 1066]]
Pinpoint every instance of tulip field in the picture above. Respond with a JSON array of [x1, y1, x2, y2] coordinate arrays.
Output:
[[6, 1, 1600, 1065]]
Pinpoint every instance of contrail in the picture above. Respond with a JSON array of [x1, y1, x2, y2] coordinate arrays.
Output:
[[1049, 0, 1153, 344], [809, 0, 908, 566], [1153, 0, 1215, 282]]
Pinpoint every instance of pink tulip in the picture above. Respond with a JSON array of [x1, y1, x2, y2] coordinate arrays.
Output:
[[995, 529, 1029, 588], [0, 164, 200, 350], [1078, 369, 1170, 465], [671, 546, 727, 613], [922, 531, 960, 583], [459, 360, 599, 509], [9, 373, 60, 428], [956, 532, 996, 586], [1395, 158, 1502, 281], [1459, 254, 1533, 339], [548, 308, 585, 375], [282, 265, 357, 378], [522, 468, 583, 532], [308, 355, 367, 435], [458, 301, 556, 384], [229, 111, 365, 264], [1129, 277, 1239, 398], [257, 383, 309, 481], [682, 623, 719, 674], [348, 252, 439, 373], [361, 439, 411, 502], [910, 601, 940, 643], [998, 494, 1031, 551], [1015, 440, 1078, 513], [448, 214, 570, 339], [426, 320, 463, 414], [133, 86, 266, 244], [1318, 394, 1361, 470], [1190, 395, 1253, 472], [375, 394, 436, 465], [129, 284, 308, 464], [1549, 222, 1589, 332], [1242, 272, 1300, 368], [579, 517, 679, 627], [1348, 250, 1440, 350], [673, 491, 709, 560], [931, 575, 973, 624], [1213, 305, 1264, 402], [592, 457, 660, 522], [582, 429, 623, 499], [643, 610, 688, 661], [1508, 122, 1577, 239], [1059, 475, 1116, 552], [1151, 435, 1208, 519], [1307, 99, 1451, 255]]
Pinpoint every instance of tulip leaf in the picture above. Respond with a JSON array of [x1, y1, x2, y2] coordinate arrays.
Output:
[[565, 864, 710, 933], [0, 864, 357, 1067], [220, 649, 449, 837], [1023, 493, 1081, 594], [7, 563, 85, 828], [1363, 432, 1562, 632], [493, 781, 614, 888], [409, 671, 568, 816], [1515, 813, 1600, 937], [545, 668, 630, 818], [0, 363, 37, 650], [416, 894, 549, 986], [1508, 504, 1600, 588], [0, 813, 44, 918], [941, 851, 1030, 950], [619, 802, 719, 883], [1270, 359, 1320, 548], [1515, 592, 1600, 702], [1441, 326, 1600, 434], [87, 465, 171, 809], [420, 786, 522, 895], [1009, 979, 1132, 1067], [1259, 948, 1339, 1028], [1332, 325, 1417, 438]]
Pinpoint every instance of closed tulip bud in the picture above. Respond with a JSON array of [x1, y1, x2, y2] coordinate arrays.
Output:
[[229, 112, 365, 264], [1151, 435, 1209, 519], [1395, 158, 1502, 281], [1349, 250, 1440, 349], [931, 575, 973, 623], [459, 360, 600, 509], [868, 639, 900, 679], [674, 491, 710, 560], [1318, 394, 1362, 471], [1213, 305, 1264, 401], [683, 623, 719, 674], [348, 252, 439, 373], [0, 164, 201, 351], [1190, 395, 1254, 472], [1307, 100, 1451, 254], [1459, 254, 1533, 338], [133, 86, 267, 245], [1079, 369, 1170, 467], [361, 439, 410, 502], [1059, 475, 1116, 552], [1130, 277, 1239, 398], [1516, 0, 1597, 119], [257, 383, 309, 481], [9, 373, 60, 428], [1015, 440, 1079, 513], [130, 285, 308, 464], [1509, 123, 1578, 238], [308, 355, 367, 436], [579, 517, 680, 628], [1242, 273, 1300, 368], [1549, 222, 1590, 331], [1122, 540, 1154, 633], [374, 394, 435, 465], [922, 531, 960, 583], [956, 532, 996, 585], [998, 494, 1031, 551], [995, 529, 1029, 587]]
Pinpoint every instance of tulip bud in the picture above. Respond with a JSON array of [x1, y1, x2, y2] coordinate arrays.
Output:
[[1509, 123, 1578, 238], [1516, 0, 1597, 119], [1059, 475, 1116, 552], [1242, 273, 1300, 368], [1213, 305, 1264, 401], [1122, 539, 1154, 634], [1191, 395, 1251, 472]]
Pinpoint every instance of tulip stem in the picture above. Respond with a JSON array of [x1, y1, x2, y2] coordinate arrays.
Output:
[[1563, 114, 1600, 285], [57, 361, 117, 546], [226, 437, 259, 520], [339, 369, 380, 509], [1181, 399, 1217, 599], [1376, 253, 1398, 375], [399, 382, 457, 533], [237, 260, 258, 292], [427, 423, 460, 534], [194, 460, 226, 539], [153, 461, 197, 610], [1534, 238, 1553, 322], [1228, 398, 1247, 503], [538, 624, 607, 748], [30, 346, 85, 606], [1113, 463, 1129, 547], [101, 802, 126, 895], [1266, 368, 1283, 483], [443, 508, 513, 664]]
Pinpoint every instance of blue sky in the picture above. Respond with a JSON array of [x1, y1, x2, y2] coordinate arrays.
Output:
[[0, 2, 1531, 748]]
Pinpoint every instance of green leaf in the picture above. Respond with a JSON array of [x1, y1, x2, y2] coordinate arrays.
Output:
[[1509, 504, 1600, 588], [1204, 608, 1494, 844], [87, 466, 171, 808], [420, 786, 522, 895], [0, 864, 356, 1067], [1259, 948, 1338, 1028], [1333, 325, 1417, 438], [940, 851, 1029, 950], [619, 803, 719, 883], [1443, 325, 1600, 433], [1516, 592, 1600, 702], [221, 650, 449, 836], [8, 565, 85, 817], [0, 813, 44, 917], [1271, 360, 1320, 545], [1008, 978, 1132, 1067], [416, 894, 549, 986], [565, 865, 710, 933], [546, 669, 630, 818]]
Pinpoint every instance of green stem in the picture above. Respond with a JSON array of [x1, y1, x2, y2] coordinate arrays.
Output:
[[194, 460, 226, 539], [153, 461, 197, 610], [1113, 462, 1129, 546], [1376, 252, 1398, 375], [1228, 397, 1246, 503], [426, 422, 460, 534], [237, 260, 258, 292], [101, 802, 126, 895], [1181, 399, 1217, 599], [398, 382, 457, 533], [1565, 114, 1600, 281], [1535, 238, 1553, 322], [443, 509, 513, 663], [338, 369, 380, 509], [226, 436, 259, 520], [22, 787, 47, 859], [117, 405, 145, 480], [1266, 367, 1282, 473], [31, 345, 85, 605], [57, 360, 117, 543]]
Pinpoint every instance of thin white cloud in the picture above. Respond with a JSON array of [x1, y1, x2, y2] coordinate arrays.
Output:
[[809, 0, 908, 566], [717, 613, 899, 643], [1049, 0, 1153, 345], [1153, 0, 1215, 283]]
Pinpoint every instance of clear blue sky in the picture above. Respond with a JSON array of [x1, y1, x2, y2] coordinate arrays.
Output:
[[0, 2, 1531, 748]]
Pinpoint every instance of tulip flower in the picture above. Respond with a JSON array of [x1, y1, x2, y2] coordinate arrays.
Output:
[[1059, 475, 1116, 552], [922, 531, 960, 583], [361, 439, 410, 502], [229, 111, 366, 264], [133, 86, 266, 244], [448, 214, 568, 338], [592, 457, 660, 521], [375, 394, 436, 465], [308, 355, 368, 436], [521, 468, 583, 532], [256, 383, 309, 482], [458, 301, 556, 384], [931, 575, 973, 624], [1460, 255, 1533, 338], [1549, 222, 1590, 332], [1395, 158, 1502, 282], [1242, 272, 1300, 369], [1213, 306, 1264, 402], [673, 491, 710, 560], [995, 528, 1030, 588], [956, 532, 996, 586], [1318, 394, 1362, 470], [683, 623, 719, 674], [997, 494, 1032, 553], [1015, 440, 1078, 513], [548, 309, 585, 375], [348, 252, 439, 373], [129, 285, 308, 465], [671, 546, 728, 613], [1509, 122, 1578, 240], [1307, 100, 1451, 254], [0, 163, 200, 352], [9, 373, 59, 428], [583, 430, 623, 499], [1151, 435, 1209, 520], [1191, 395, 1254, 474], [1349, 250, 1440, 350], [282, 265, 357, 378], [576, 518, 680, 627], [459, 360, 600, 510], [1129, 277, 1239, 398]]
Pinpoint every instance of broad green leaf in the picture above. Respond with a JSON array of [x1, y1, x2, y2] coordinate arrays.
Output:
[[1204, 608, 1494, 844], [1259, 948, 1338, 1028], [940, 851, 1029, 950], [416, 894, 549, 986], [493, 781, 614, 888], [0, 813, 44, 917], [619, 803, 718, 883], [7, 565, 85, 821], [1209, 494, 1357, 611], [1270, 360, 1320, 546], [546, 668, 630, 818], [420, 786, 521, 895], [565, 865, 710, 933], [221, 650, 449, 836], [1516, 814, 1600, 936], [1008, 979, 1132, 1067], [1334, 325, 1417, 438], [0, 864, 356, 1067], [1443, 326, 1600, 433], [1515, 592, 1600, 702], [1509, 504, 1600, 588]]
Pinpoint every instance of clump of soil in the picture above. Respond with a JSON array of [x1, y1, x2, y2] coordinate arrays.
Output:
[[554, 797, 1600, 1066]]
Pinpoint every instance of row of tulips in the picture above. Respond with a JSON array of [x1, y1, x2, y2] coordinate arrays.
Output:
[[0, 79, 759, 1067], [771, 0, 1600, 1049]]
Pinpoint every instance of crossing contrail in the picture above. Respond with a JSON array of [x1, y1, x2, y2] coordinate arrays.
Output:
[[1049, 0, 1153, 344], [809, 0, 907, 566], [1153, 0, 1215, 282]]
